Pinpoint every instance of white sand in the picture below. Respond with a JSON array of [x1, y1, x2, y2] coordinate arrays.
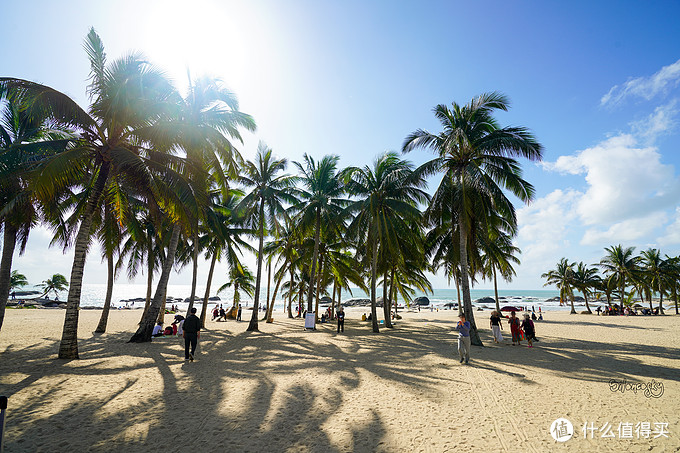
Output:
[[0, 307, 678, 452]]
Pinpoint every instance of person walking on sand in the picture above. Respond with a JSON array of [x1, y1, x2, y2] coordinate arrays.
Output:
[[509, 311, 521, 346], [336, 306, 345, 333], [453, 314, 471, 364], [490, 311, 504, 343], [237, 304, 242, 321], [521, 314, 536, 348], [183, 307, 201, 362]]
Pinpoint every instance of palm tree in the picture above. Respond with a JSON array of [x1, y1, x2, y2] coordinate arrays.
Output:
[[174, 75, 256, 318], [3, 29, 195, 358], [403, 92, 543, 345], [290, 154, 348, 314], [218, 265, 256, 315], [599, 245, 638, 312], [9, 270, 28, 291], [542, 258, 577, 314], [640, 248, 668, 315], [572, 262, 599, 314], [198, 190, 253, 326], [237, 142, 296, 331], [344, 152, 429, 332], [0, 86, 72, 331], [39, 273, 68, 299]]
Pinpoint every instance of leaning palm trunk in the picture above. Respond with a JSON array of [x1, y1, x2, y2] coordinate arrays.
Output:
[[95, 251, 115, 333], [331, 281, 337, 319], [458, 212, 482, 346], [129, 224, 181, 342], [200, 252, 218, 328], [0, 222, 18, 332], [389, 267, 396, 315], [569, 293, 576, 314], [247, 199, 266, 332], [59, 162, 111, 359], [658, 283, 665, 315], [266, 272, 283, 323], [287, 268, 294, 318], [370, 234, 379, 333], [314, 257, 324, 322], [306, 210, 321, 313], [383, 270, 393, 328], [583, 292, 592, 314], [493, 266, 501, 313], [187, 233, 200, 314], [261, 260, 272, 321]]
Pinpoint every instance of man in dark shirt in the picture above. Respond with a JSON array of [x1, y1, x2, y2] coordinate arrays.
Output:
[[183, 307, 201, 361], [336, 306, 345, 333]]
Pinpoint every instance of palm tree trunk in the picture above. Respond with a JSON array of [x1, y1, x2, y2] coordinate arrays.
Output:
[[331, 281, 337, 319], [142, 236, 154, 320], [266, 271, 282, 323], [458, 211, 482, 346], [583, 291, 592, 314], [569, 292, 576, 314], [297, 281, 304, 318], [314, 255, 323, 322], [0, 222, 18, 332], [129, 224, 181, 342], [187, 232, 200, 314], [200, 252, 218, 328], [389, 267, 396, 314], [306, 209, 321, 313], [261, 259, 272, 321], [247, 198, 266, 332], [383, 270, 393, 328], [370, 233, 379, 333], [287, 267, 294, 318], [658, 283, 665, 315], [456, 278, 462, 315], [95, 250, 115, 333], [59, 162, 111, 359], [493, 266, 501, 313]]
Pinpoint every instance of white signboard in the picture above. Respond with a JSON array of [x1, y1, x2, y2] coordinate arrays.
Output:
[[304, 313, 316, 330]]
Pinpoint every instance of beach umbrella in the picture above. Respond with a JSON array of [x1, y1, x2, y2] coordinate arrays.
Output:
[[500, 305, 521, 312]]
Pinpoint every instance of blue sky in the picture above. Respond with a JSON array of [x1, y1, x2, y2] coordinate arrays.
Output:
[[3, 0, 680, 290]]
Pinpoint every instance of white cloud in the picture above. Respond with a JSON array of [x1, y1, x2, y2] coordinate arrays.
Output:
[[658, 207, 680, 246], [601, 58, 680, 106], [547, 134, 680, 225], [631, 100, 678, 143], [515, 189, 580, 272], [580, 212, 667, 245]]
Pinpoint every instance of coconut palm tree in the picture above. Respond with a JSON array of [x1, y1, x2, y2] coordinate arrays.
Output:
[[237, 142, 296, 331], [9, 270, 28, 291], [572, 262, 599, 314], [198, 189, 253, 326], [289, 154, 349, 314], [403, 92, 542, 345], [3, 28, 196, 358], [639, 248, 668, 315], [542, 258, 577, 314], [39, 273, 68, 299], [344, 152, 429, 332], [599, 245, 638, 312], [479, 228, 520, 313], [218, 265, 256, 314], [0, 86, 72, 331]]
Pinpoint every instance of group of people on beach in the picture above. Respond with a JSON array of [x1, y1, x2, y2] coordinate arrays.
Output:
[[211, 304, 243, 322], [489, 310, 539, 347], [454, 309, 541, 364]]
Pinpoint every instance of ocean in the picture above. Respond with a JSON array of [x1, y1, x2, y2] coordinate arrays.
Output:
[[21, 283, 581, 312]]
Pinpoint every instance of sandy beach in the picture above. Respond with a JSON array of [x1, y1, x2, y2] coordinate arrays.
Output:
[[0, 307, 678, 452]]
